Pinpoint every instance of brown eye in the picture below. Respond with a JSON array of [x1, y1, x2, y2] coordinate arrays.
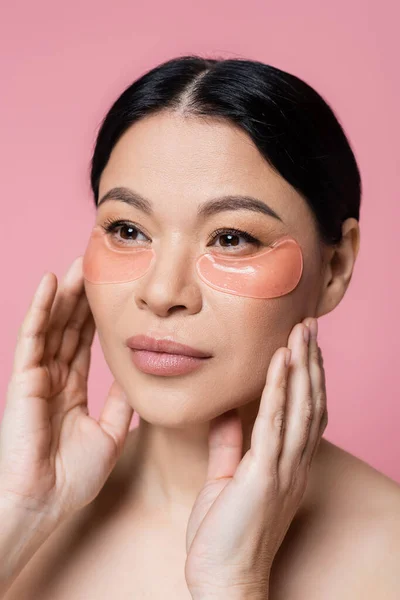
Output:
[[210, 228, 261, 250], [101, 218, 149, 246], [119, 224, 139, 240], [219, 233, 240, 247]]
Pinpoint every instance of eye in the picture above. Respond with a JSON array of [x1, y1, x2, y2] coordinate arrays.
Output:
[[208, 228, 261, 251], [100, 218, 149, 246]]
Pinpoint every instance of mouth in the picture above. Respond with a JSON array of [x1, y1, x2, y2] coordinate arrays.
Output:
[[126, 334, 213, 377], [129, 348, 211, 376]]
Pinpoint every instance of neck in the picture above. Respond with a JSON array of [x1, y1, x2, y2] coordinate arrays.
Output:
[[121, 397, 319, 520]]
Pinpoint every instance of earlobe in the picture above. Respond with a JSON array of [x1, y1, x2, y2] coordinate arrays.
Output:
[[315, 276, 348, 318]]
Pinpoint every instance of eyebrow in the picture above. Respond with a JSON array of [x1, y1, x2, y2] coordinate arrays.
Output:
[[98, 186, 283, 222]]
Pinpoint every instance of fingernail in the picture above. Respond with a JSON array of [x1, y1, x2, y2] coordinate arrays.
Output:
[[303, 325, 310, 343]]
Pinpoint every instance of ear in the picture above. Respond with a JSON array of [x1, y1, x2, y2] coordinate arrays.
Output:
[[315, 218, 360, 318]]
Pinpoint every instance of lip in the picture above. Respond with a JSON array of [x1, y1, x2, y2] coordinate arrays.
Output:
[[129, 349, 209, 376], [125, 335, 212, 358]]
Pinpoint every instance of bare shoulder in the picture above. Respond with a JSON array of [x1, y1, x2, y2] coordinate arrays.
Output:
[[318, 439, 400, 596], [271, 438, 400, 599], [317, 437, 400, 510]]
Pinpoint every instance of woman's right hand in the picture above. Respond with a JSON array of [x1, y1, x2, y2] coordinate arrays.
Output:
[[0, 256, 134, 526]]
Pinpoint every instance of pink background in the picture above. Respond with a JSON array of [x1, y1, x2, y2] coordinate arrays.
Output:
[[1, 1, 399, 482]]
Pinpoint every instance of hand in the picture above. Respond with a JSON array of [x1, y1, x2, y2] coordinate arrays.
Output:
[[0, 257, 133, 526], [185, 317, 327, 599]]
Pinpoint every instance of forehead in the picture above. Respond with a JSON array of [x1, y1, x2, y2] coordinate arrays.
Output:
[[98, 111, 314, 235]]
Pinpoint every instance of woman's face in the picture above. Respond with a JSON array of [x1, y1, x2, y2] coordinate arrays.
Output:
[[84, 110, 326, 426]]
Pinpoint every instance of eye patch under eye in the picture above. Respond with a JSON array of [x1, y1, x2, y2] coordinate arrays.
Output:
[[195, 236, 303, 298], [82, 227, 155, 284], [82, 227, 303, 298]]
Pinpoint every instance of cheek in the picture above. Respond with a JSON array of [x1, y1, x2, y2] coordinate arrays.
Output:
[[207, 298, 292, 408], [83, 280, 126, 339], [224, 298, 294, 359]]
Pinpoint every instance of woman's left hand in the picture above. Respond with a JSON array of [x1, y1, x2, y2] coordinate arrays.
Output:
[[185, 317, 328, 600]]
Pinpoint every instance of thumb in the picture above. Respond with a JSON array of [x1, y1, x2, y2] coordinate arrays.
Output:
[[186, 410, 243, 553], [98, 380, 134, 455], [206, 408, 243, 482]]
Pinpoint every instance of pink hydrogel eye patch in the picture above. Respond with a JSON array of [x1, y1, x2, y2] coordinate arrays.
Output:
[[195, 236, 303, 298], [82, 227, 156, 284], [83, 228, 303, 298]]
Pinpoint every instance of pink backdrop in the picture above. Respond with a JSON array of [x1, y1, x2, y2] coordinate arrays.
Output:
[[1, 1, 399, 482]]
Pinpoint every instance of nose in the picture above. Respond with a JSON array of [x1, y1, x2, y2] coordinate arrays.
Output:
[[134, 241, 203, 317]]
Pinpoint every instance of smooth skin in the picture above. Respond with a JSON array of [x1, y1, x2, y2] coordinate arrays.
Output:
[[1, 112, 400, 599]]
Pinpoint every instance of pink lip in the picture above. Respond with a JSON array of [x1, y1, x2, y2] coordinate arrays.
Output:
[[129, 349, 209, 376], [125, 335, 212, 358]]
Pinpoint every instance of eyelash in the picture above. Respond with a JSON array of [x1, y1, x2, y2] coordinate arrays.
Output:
[[100, 217, 262, 249]]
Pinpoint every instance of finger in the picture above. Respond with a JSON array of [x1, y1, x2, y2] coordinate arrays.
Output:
[[55, 291, 92, 365], [205, 408, 243, 482], [42, 256, 85, 363], [98, 380, 135, 456], [300, 323, 328, 467], [278, 323, 313, 479], [68, 311, 96, 381], [12, 272, 58, 375], [47, 312, 96, 426], [250, 347, 290, 474], [308, 351, 328, 466]]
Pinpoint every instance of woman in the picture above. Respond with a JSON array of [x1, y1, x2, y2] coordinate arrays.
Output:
[[1, 55, 399, 599]]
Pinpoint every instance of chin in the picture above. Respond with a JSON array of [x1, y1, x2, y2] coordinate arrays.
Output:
[[121, 383, 241, 429]]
